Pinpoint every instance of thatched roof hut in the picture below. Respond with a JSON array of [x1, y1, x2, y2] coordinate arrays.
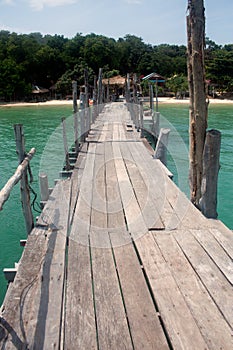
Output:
[[102, 75, 125, 87]]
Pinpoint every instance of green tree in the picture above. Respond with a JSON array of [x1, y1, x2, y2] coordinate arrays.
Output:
[[0, 58, 28, 100]]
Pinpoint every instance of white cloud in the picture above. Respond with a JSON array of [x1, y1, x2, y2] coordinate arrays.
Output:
[[28, 0, 77, 11]]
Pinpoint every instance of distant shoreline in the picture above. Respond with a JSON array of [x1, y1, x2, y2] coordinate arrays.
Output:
[[1, 97, 233, 108]]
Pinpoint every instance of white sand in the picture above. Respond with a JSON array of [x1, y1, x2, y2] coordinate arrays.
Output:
[[1, 97, 233, 108]]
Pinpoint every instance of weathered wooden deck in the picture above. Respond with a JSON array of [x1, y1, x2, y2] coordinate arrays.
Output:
[[1, 103, 233, 349]]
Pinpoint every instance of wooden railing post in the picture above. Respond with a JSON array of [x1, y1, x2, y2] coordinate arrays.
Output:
[[97, 68, 103, 112], [200, 129, 221, 218], [149, 83, 154, 113], [62, 117, 71, 171], [72, 80, 77, 113], [39, 173, 49, 208], [140, 101, 144, 138], [93, 75, 98, 121], [153, 111, 160, 138], [14, 124, 34, 235], [39, 173, 49, 202], [74, 112, 79, 154], [153, 128, 170, 166]]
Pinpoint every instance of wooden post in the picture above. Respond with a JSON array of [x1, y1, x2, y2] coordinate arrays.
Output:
[[153, 111, 160, 138], [155, 78, 159, 112], [153, 128, 170, 166], [72, 80, 77, 113], [133, 73, 137, 104], [97, 68, 103, 108], [62, 117, 71, 171], [187, 0, 208, 206], [149, 83, 154, 113], [84, 68, 89, 109], [14, 124, 34, 235], [39, 173, 49, 203], [140, 101, 144, 138], [200, 129, 221, 218], [79, 92, 85, 142], [107, 79, 110, 103], [93, 75, 98, 120], [74, 112, 79, 154], [126, 73, 131, 103]]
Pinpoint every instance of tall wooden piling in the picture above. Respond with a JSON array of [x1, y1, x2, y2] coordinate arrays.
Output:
[[200, 129, 221, 218], [14, 124, 34, 234], [187, 0, 208, 206]]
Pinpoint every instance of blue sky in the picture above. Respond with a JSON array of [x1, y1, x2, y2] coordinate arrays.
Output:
[[0, 0, 232, 45]]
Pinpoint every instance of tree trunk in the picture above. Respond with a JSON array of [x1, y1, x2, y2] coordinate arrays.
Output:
[[187, 0, 208, 206]]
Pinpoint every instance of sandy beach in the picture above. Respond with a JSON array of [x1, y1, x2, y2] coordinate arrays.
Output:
[[1, 97, 233, 108]]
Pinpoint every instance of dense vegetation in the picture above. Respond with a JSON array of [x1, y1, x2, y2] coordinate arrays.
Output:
[[0, 31, 232, 101]]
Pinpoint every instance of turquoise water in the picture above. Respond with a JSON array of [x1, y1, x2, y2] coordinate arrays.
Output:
[[0, 103, 232, 305], [157, 103, 233, 230], [0, 105, 73, 305]]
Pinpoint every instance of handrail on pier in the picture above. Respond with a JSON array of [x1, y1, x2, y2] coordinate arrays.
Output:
[[0, 148, 36, 211]]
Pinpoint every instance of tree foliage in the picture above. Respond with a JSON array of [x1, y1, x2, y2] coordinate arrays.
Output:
[[0, 30, 232, 101]]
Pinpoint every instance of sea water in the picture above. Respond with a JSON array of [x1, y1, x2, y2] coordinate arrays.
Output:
[[0, 102, 232, 305]]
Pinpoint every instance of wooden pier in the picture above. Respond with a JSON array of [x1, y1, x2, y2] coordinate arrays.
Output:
[[0, 103, 233, 349]]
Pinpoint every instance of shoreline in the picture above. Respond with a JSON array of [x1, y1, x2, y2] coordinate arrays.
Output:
[[1, 97, 233, 108]]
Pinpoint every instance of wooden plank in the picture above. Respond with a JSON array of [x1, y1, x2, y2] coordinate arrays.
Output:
[[111, 131, 208, 349], [105, 136, 169, 350], [120, 140, 165, 230], [126, 140, 180, 230], [64, 241, 97, 350], [174, 230, 233, 328], [112, 240, 170, 350], [0, 228, 49, 349], [134, 233, 210, 350], [112, 138, 148, 240], [190, 228, 233, 284], [69, 142, 88, 225], [209, 225, 233, 258], [1, 180, 70, 349], [153, 231, 233, 349], [90, 139, 133, 349], [36, 179, 70, 350], [65, 141, 97, 350]]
